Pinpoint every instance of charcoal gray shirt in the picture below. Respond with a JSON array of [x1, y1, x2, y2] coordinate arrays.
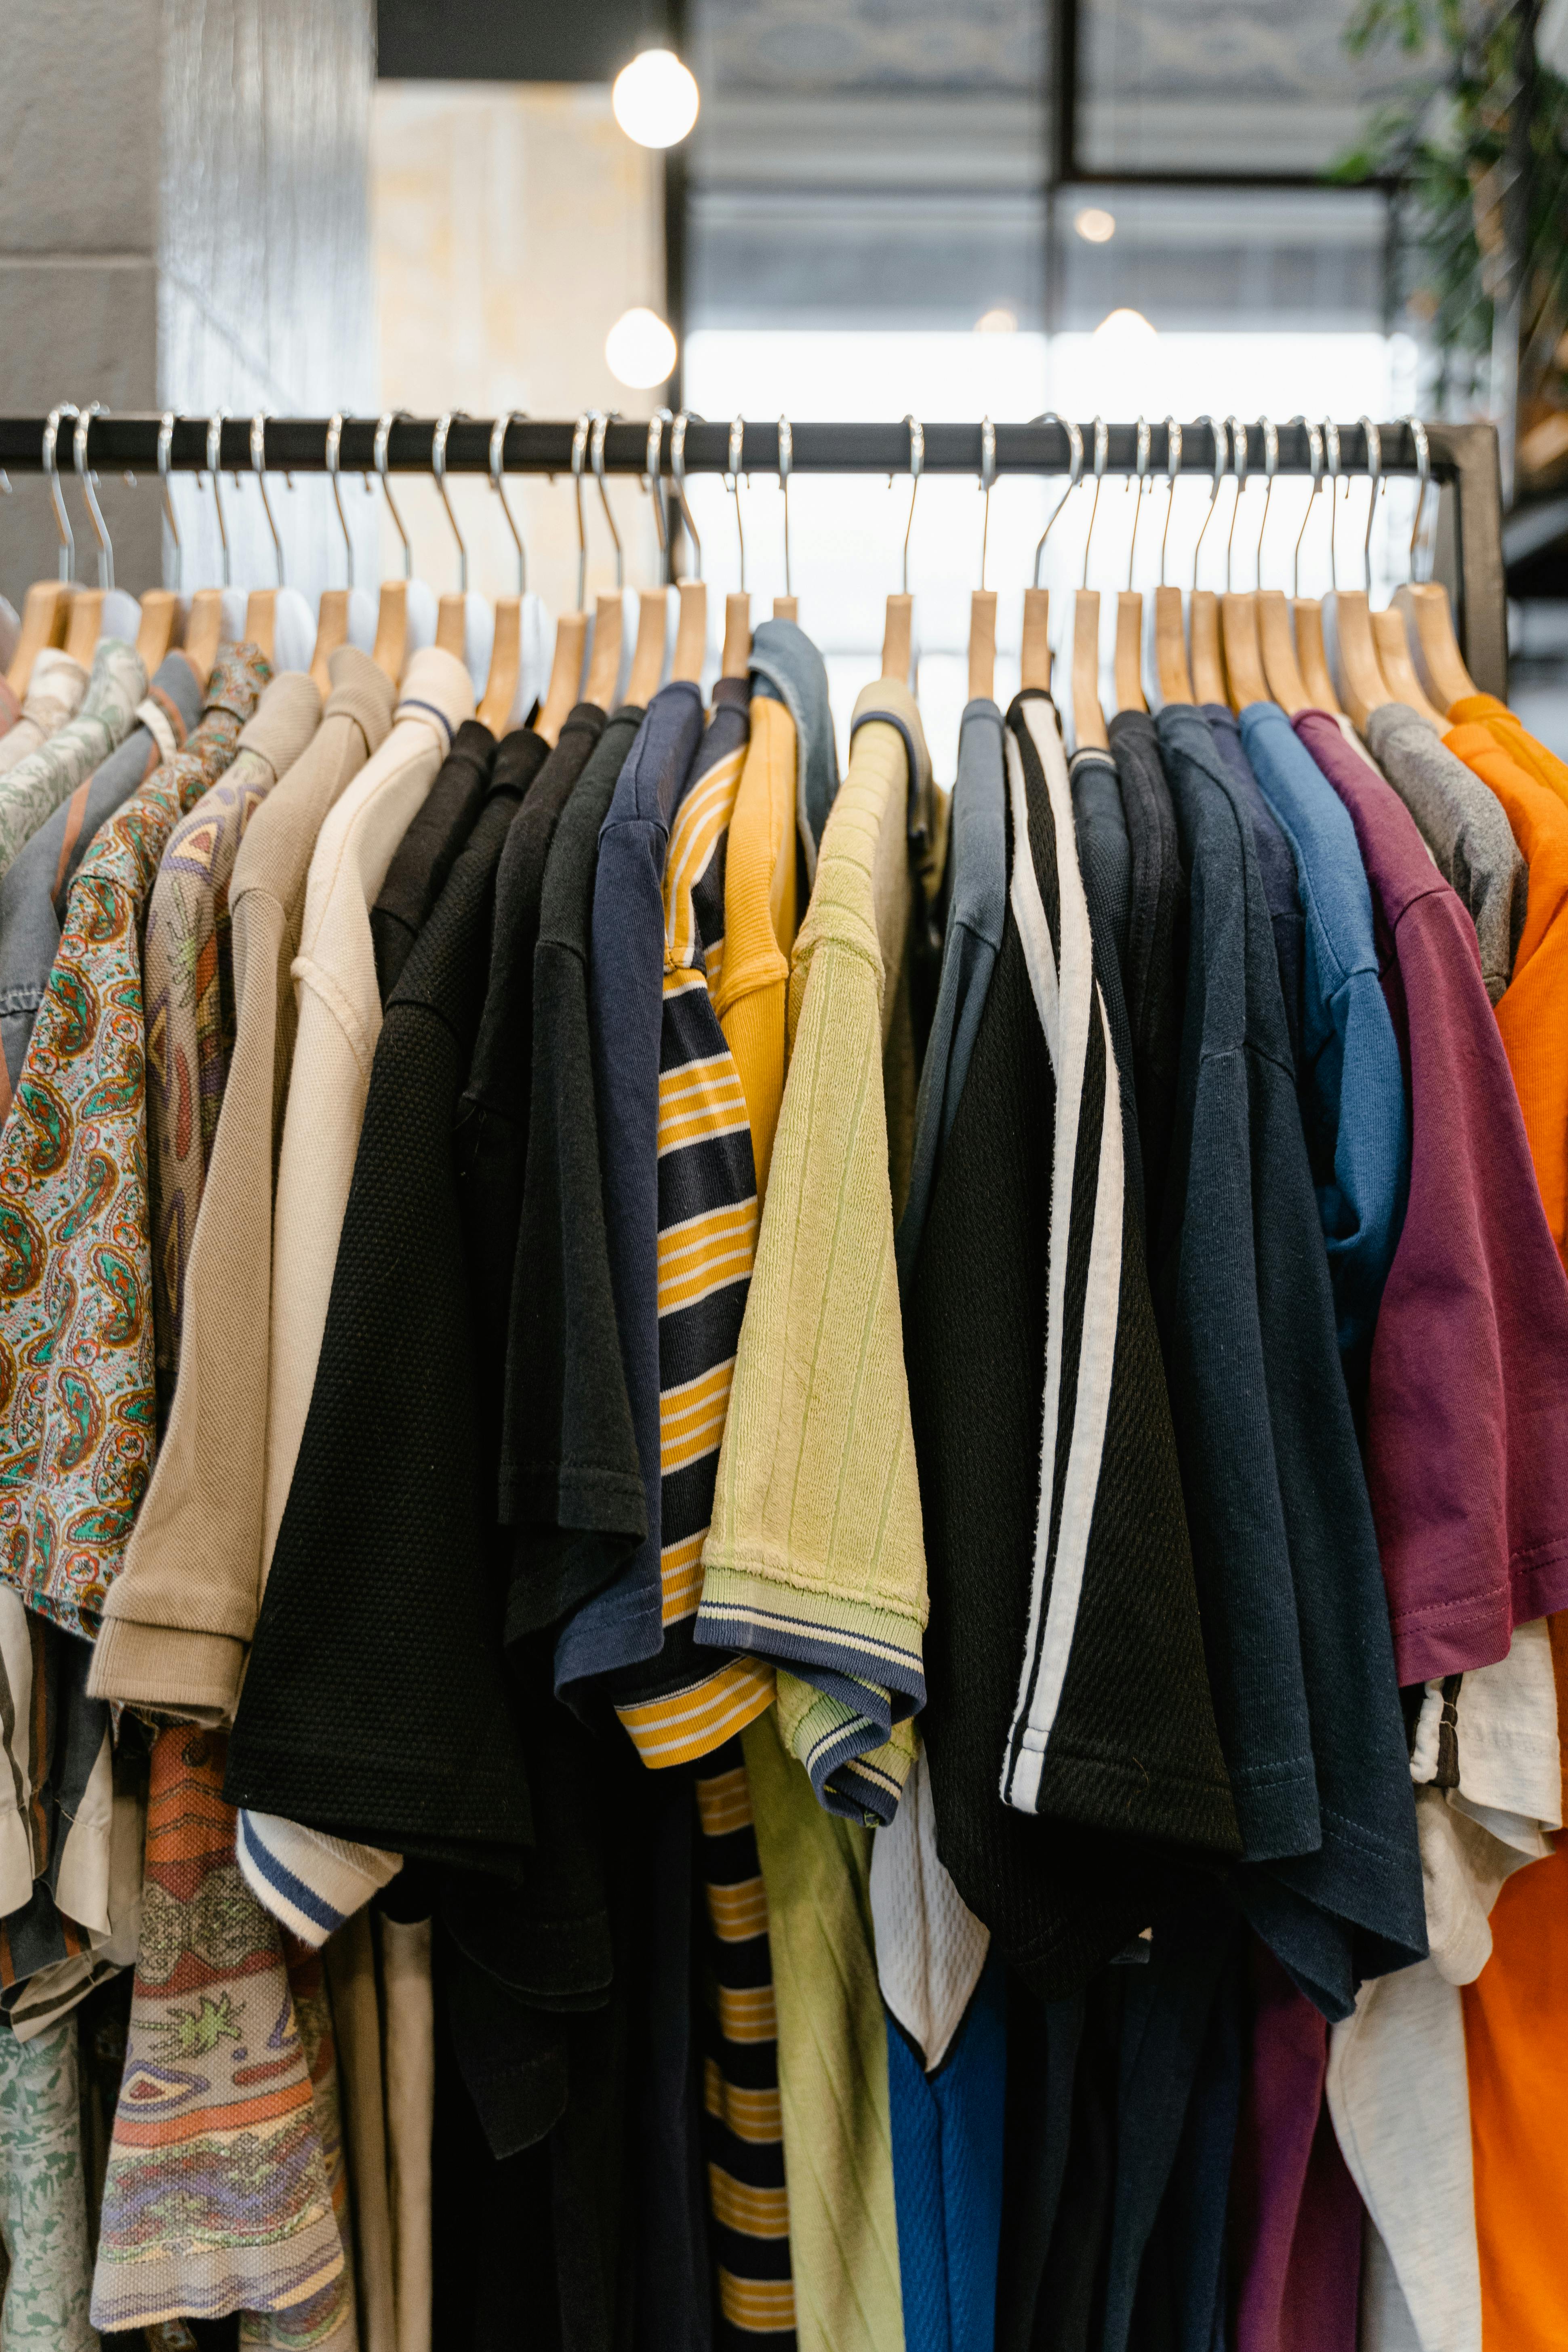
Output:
[[1365, 701, 1527, 1004]]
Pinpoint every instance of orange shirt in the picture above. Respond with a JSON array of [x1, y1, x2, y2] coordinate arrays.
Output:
[[1444, 720, 1568, 1263], [1450, 691, 1568, 814]]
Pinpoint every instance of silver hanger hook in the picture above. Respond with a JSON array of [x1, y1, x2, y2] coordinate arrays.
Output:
[[73, 402, 114, 592], [43, 405, 78, 584], [1320, 419, 1343, 592], [1127, 415, 1152, 591], [374, 411, 413, 581], [249, 413, 285, 588], [1081, 415, 1109, 590], [1358, 416, 1383, 594], [1252, 417, 1278, 591], [669, 411, 703, 585], [591, 411, 624, 591], [1224, 416, 1248, 594], [896, 415, 924, 596], [1031, 413, 1083, 589], [157, 412, 182, 594], [488, 411, 530, 597], [1289, 416, 1323, 599], [645, 408, 671, 583], [726, 416, 746, 595], [1158, 417, 1182, 587], [571, 413, 592, 612], [1193, 415, 1227, 592], [1401, 414, 1431, 583], [777, 415, 793, 598], [429, 410, 469, 596], [206, 411, 231, 588], [979, 416, 996, 591]]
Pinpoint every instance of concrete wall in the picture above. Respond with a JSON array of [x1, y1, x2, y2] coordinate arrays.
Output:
[[0, 0, 376, 612]]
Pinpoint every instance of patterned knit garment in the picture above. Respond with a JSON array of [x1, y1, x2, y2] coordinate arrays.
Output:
[[0, 2014, 97, 2348], [0, 644, 268, 1638], [696, 1741, 796, 2349], [90, 1725, 349, 2337], [613, 732, 776, 1767]]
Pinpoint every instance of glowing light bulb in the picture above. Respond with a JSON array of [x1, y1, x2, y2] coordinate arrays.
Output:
[[1075, 207, 1117, 244], [612, 49, 701, 149], [605, 306, 678, 390], [974, 307, 1018, 334], [1092, 306, 1158, 345]]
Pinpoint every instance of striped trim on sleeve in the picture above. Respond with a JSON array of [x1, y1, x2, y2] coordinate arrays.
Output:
[[613, 740, 778, 1768], [695, 1741, 796, 2350]]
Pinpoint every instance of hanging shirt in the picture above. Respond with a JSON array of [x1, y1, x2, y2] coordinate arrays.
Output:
[[1239, 701, 1411, 1404], [558, 681, 710, 1698], [144, 670, 323, 1414], [90, 649, 395, 1723], [1448, 687, 1568, 810], [1364, 703, 1527, 1004], [746, 615, 842, 890], [225, 739, 539, 1876], [1295, 710, 1568, 1678], [0, 643, 269, 1640], [1152, 704, 1424, 2023], [1202, 703, 1305, 1065], [1106, 710, 1186, 1242], [0, 650, 204, 1103], [713, 693, 801, 1202], [0, 639, 146, 877], [1441, 715, 1568, 1263], [894, 698, 1006, 1293], [502, 707, 649, 1638], [370, 716, 497, 1000], [699, 679, 937, 1823], [1069, 740, 1143, 1221], [0, 647, 87, 780]]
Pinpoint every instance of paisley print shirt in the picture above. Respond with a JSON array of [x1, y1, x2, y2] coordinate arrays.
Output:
[[0, 645, 269, 1638], [0, 638, 146, 876]]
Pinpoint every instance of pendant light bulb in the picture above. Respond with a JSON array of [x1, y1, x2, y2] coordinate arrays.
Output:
[[606, 306, 678, 390], [612, 48, 701, 149]]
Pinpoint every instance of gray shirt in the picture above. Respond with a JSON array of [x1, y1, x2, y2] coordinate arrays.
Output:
[[894, 696, 1007, 1292], [0, 651, 204, 1093], [1365, 701, 1528, 1005]]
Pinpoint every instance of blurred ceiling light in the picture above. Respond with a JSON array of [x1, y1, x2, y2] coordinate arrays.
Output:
[[975, 307, 1018, 334], [1092, 306, 1158, 345], [612, 48, 701, 148], [1075, 207, 1117, 244], [606, 306, 678, 389]]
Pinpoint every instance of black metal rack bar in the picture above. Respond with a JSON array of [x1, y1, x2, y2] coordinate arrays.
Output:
[[0, 413, 1507, 691]]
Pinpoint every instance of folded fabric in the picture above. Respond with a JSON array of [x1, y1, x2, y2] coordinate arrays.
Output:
[[237, 1812, 403, 1947], [869, 1743, 990, 2072]]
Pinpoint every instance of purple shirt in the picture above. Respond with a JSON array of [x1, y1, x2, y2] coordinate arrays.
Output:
[[1296, 709, 1568, 1680]]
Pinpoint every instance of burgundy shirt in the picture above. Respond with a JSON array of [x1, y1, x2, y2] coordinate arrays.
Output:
[[1296, 708, 1568, 1680]]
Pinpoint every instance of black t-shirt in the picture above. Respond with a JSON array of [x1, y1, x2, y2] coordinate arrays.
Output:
[[225, 758, 537, 1870], [370, 717, 506, 1002], [1107, 711, 1187, 1244]]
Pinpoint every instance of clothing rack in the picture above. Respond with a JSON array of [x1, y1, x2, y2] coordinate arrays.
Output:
[[0, 411, 1508, 693]]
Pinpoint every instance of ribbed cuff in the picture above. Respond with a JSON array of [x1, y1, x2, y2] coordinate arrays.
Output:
[[237, 1811, 402, 1948], [87, 1614, 243, 1725]]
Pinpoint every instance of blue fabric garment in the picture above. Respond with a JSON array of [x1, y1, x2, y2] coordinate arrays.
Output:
[[1201, 704, 1304, 1067], [747, 616, 840, 880], [889, 1953, 1007, 2352], [896, 699, 1007, 1294], [557, 678, 706, 1696], [1239, 701, 1411, 1399]]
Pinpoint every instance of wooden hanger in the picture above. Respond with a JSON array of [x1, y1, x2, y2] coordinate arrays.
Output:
[[1221, 594, 1269, 711], [479, 597, 522, 734], [183, 590, 225, 688], [434, 594, 467, 661], [537, 610, 588, 745], [244, 589, 277, 665], [720, 593, 750, 680], [1154, 588, 1193, 703], [136, 588, 179, 672], [1326, 589, 1393, 731], [6, 583, 72, 696], [1256, 591, 1311, 714], [1113, 594, 1146, 713], [63, 589, 104, 667], [1291, 599, 1343, 716], [1020, 586, 1051, 692], [311, 590, 351, 697], [373, 580, 409, 684], [627, 590, 669, 703], [881, 594, 912, 686], [1073, 591, 1109, 750], [968, 591, 997, 703], [1370, 607, 1449, 731], [773, 420, 798, 623], [1393, 581, 1476, 712], [670, 582, 707, 684], [773, 596, 798, 621], [584, 591, 624, 707]]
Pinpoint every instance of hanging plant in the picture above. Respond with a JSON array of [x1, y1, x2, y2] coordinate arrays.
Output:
[[1333, 0, 1568, 484]]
